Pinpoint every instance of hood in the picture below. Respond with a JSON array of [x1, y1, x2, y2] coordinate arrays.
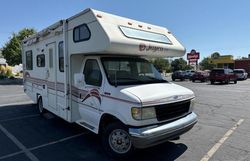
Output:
[[120, 83, 194, 106]]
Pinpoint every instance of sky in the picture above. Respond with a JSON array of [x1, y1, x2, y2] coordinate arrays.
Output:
[[1, 0, 250, 60]]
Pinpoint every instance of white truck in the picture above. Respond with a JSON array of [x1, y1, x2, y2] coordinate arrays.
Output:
[[22, 8, 197, 157]]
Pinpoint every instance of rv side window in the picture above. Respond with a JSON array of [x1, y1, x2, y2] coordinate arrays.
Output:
[[119, 26, 171, 44], [26, 50, 33, 70], [73, 24, 91, 42], [36, 54, 45, 67], [83, 59, 102, 87], [58, 41, 64, 72]]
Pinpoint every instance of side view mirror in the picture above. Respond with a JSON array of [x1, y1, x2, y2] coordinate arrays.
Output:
[[74, 73, 85, 87]]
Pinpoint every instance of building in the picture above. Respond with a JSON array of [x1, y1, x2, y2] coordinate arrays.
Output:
[[235, 59, 250, 77], [211, 55, 234, 69]]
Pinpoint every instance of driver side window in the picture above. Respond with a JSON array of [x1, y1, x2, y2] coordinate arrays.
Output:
[[83, 59, 102, 87]]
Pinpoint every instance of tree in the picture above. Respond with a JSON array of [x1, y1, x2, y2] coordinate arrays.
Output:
[[211, 52, 220, 59], [171, 58, 192, 71], [199, 57, 215, 70], [151, 58, 171, 72], [2, 28, 36, 65]]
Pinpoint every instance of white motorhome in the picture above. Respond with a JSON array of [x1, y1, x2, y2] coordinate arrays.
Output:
[[22, 8, 197, 157]]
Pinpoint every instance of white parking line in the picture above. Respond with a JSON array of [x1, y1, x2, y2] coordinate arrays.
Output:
[[200, 119, 244, 161], [29, 132, 88, 151], [0, 124, 40, 161], [0, 101, 34, 108], [0, 132, 88, 160]]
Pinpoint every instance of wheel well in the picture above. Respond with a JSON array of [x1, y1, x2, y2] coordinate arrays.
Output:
[[99, 114, 122, 134]]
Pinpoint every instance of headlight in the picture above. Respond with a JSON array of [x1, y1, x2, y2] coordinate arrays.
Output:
[[189, 98, 195, 112], [131, 107, 156, 120]]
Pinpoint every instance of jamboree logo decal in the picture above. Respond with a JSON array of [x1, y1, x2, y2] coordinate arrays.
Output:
[[139, 43, 168, 52]]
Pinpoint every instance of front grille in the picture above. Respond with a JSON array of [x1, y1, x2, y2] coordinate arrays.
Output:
[[155, 100, 190, 121]]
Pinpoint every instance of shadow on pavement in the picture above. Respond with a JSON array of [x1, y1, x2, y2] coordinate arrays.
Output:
[[0, 78, 23, 85]]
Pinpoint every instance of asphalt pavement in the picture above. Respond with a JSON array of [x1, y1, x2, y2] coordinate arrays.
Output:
[[0, 80, 250, 161]]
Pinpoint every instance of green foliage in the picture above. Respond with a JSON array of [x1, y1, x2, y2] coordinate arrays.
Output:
[[211, 52, 220, 59], [2, 28, 36, 66], [150, 58, 171, 72], [199, 57, 215, 70], [171, 58, 192, 71]]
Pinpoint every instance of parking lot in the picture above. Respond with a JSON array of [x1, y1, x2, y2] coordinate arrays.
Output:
[[0, 80, 250, 161]]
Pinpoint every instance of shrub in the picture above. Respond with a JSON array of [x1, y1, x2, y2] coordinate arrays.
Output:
[[0, 65, 6, 75], [5, 66, 13, 77]]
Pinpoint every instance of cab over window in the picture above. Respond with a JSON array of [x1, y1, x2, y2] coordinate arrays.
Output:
[[83, 60, 102, 86]]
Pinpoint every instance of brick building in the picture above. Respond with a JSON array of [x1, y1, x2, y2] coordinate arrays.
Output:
[[235, 59, 250, 77]]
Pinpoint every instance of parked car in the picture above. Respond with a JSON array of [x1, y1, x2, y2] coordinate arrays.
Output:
[[210, 68, 237, 84], [172, 70, 186, 81], [233, 69, 248, 80], [191, 71, 209, 82], [185, 70, 195, 79]]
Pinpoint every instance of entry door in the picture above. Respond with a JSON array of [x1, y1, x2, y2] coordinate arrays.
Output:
[[46, 43, 57, 111]]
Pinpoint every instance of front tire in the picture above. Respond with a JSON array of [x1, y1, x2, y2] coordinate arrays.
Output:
[[37, 97, 44, 114], [234, 80, 237, 84], [102, 122, 134, 159]]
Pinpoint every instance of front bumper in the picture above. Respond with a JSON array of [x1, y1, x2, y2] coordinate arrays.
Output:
[[129, 112, 197, 149]]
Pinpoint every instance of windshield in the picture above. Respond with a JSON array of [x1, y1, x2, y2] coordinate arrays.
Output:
[[101, 57, 167, 86], [234, 70, 244, 73]]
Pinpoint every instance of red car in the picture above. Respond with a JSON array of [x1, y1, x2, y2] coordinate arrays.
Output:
[[191, 71, 209, 82], [210, 68, 237, 84]]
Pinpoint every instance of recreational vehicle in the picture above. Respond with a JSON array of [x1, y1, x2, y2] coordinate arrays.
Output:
[[22, 8, 197, 157]]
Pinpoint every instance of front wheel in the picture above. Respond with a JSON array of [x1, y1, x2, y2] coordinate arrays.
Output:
[[102, 122, 134, 158], [234, 80, 237, 84], [37, 97, 45, 114]]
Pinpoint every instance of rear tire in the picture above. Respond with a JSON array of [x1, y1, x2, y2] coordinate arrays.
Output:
[[225, 79, 229, 84], [211, 80, 214, 84], [37, 97, 44, 114], [234, 80, 237, 84], [102, 122, 134, 159]]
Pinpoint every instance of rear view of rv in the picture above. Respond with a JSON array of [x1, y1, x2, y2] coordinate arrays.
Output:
[[22, 8, 197, 158]]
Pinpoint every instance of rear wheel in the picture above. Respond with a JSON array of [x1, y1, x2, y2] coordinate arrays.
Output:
[[225, 79, 229, 84], [172, 78, 175, 81], [37, 97, 44, 114], [102, 122, 134, 159], [234, 80, 237, 84], [211, 80, 214, 84]]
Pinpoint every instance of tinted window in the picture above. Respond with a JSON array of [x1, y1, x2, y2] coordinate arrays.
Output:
[[49, 48, 53, 68], [83, 59, 102, 87], [36, 54, 45, 67], [234, 70, 244, 73], [26, 50, 33, 70], [73, 24, 91, 42], [58, 41, 64, 72], [211, 69, 224, 74]]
